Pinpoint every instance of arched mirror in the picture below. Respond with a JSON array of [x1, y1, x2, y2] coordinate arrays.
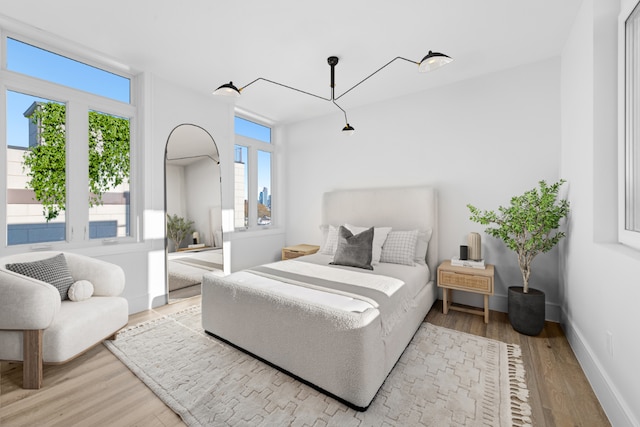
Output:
[[164, 124, 224, 303]]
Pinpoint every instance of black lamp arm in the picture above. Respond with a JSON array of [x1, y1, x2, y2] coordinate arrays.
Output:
[[240, 77, 330, 101], [332, 99, 350, 124], [334, 56, 419, 101]]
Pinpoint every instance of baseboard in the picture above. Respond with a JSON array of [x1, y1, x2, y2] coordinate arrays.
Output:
[[561, 312, 639, 427]]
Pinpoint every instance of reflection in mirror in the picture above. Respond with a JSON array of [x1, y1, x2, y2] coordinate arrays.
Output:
[[164, 124, 224, 303]]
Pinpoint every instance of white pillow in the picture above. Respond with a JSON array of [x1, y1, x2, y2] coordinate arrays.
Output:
[[414, 228, 433, 265], [67, 280, 94, 302], [344, 224, 391, 265], [320, 224, 340, 255], [380, 230, 419, 266]]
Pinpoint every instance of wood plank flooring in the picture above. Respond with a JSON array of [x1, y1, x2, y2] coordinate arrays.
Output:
[[1, 297, 610, 426]]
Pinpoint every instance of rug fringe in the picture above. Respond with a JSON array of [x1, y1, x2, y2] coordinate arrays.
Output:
[[507, 344, 533, 427], [114, 304, 201, 337]]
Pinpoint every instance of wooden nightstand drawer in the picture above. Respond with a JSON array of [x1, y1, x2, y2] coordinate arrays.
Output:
[[282, 244, 320, 260], [439, 270, 492, 293]]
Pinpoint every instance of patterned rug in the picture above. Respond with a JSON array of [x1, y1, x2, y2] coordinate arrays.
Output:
[[105, 306, 532, 426]]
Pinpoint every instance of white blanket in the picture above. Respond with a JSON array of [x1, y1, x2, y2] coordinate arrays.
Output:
[[233, 258, 419, 336]]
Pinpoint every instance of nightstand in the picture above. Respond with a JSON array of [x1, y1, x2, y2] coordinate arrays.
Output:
[[437, 260, 495, 323], [282, 244, 320, 260]]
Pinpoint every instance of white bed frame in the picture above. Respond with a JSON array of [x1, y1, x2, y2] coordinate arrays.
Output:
[[201, 186, 438, 410]]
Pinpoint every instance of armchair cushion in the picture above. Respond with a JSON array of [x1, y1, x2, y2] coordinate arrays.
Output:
[[6, 253, 73, 301]]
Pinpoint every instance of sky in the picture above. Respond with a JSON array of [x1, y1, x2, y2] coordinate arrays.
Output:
[[6, 37, 271, 203]]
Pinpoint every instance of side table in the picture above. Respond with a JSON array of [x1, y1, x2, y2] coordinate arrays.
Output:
[[282, 244, 320, 260], [437, 260, 495, 323]]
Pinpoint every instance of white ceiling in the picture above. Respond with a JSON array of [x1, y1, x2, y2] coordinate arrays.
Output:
[[0, 0, 583, 125]]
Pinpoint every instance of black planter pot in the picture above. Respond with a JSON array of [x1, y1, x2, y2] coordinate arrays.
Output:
[[508, 286, 545, 336]]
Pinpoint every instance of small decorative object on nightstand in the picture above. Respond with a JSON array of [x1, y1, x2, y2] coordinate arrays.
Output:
[[281, 244, 320, 260], [437, 260, 495, 323]]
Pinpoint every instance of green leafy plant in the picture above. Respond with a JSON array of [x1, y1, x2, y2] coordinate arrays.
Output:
[[166, 214, 195, 251], [467, 180, 570, 293], [22, 102, 130, 221]]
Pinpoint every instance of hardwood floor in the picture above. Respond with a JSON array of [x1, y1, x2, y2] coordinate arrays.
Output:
[[1, 297, 610, 426]]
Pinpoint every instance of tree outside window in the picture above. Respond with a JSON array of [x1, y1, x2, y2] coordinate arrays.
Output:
[[22, 102, 130, 223]]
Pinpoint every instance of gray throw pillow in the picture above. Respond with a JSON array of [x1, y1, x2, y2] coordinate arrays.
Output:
[[330, 226, 374, 270], [6, 253, 74, 301]]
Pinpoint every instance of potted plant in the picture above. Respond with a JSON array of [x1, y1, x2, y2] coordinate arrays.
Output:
[[467, 180, 570, 335], [166, 214, 195, 252]]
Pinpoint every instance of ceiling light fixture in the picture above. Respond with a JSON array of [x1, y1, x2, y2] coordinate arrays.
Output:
[[214, 51, 453, 134]]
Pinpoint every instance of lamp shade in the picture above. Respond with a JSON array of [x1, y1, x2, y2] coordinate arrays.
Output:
[[418, 51, 453, 73], [342, 123, 355, 135], [213, 81, 241, 97]]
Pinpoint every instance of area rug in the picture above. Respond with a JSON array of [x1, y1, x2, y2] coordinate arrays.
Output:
[[105, 306, 532, 426]]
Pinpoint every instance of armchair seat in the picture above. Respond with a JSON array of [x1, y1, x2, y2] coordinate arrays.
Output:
[[0, 251, 129, 388]]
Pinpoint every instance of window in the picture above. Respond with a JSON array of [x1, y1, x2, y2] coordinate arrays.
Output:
[[6, 38, 130, 103], [6, 92, 67, 245], [87, 111, 131, 239], [2, 35, 137, 248], [257, 150, 272, 225], [234, 116, 274, 229]]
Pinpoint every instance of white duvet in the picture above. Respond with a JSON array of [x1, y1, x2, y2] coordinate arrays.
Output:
[[227, 253, 429, 336]]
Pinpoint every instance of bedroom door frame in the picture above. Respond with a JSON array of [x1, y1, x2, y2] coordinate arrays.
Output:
[[163, 123, 222, 303]]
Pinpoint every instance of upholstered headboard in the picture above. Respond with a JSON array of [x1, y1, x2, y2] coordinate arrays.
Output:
[[321, 186, 438, 281]]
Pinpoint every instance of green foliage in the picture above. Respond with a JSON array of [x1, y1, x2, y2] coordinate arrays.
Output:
[[166, 214, 195, 251], [22, 103, 67, 221], [22, 102, 130, 221], [88, 111, 131, 207], [467, 180, 570, 293]]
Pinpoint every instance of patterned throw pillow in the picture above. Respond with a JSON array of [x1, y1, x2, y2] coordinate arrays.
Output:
[[320, 224, 340, 255], [6, 253, 74, 301], [380, 230, 419, 266]]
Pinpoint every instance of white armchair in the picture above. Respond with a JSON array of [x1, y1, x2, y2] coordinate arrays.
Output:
[[0, 251, 129, 389]]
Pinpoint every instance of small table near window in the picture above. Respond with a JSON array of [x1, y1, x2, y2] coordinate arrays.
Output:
[[282, 244, 320, 260], [437, 260, 495, 323]]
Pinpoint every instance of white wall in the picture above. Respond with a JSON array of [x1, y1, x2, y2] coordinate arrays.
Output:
[[166, 164, 186, 219], [560, 0, 639, 425], [283, 58, 562, 318]]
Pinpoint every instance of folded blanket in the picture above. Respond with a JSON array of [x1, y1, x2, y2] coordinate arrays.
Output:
[[242, 260, 414, 336]]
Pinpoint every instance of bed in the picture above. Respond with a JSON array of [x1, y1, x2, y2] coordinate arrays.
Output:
[[201, 186, 438, 410]]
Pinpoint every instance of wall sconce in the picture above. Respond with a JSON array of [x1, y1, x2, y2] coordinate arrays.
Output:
[[214, 51, 453, 134]]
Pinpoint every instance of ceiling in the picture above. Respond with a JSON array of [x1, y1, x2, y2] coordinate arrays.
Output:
[[0, 0, 583, 125]]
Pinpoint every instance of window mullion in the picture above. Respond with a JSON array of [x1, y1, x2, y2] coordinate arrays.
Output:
[[247, 147, 258, 228], [66, 101, 89, 242]]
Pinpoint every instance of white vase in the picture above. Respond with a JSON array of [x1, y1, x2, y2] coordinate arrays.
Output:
[[468, 232, 482, 260]]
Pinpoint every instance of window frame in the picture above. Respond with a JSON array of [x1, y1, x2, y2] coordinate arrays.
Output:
[[0, 30, 142, 253], [234, 113, 275, 231], [620, 1, 640, 249]]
